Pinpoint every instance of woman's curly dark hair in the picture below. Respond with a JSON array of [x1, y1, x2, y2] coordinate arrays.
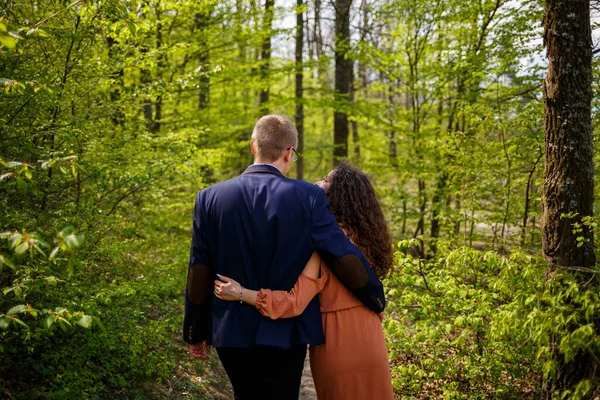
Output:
[[323, 162, 393, 279]]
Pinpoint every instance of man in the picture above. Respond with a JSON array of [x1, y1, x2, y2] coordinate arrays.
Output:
[[184, 115, 385, 400]]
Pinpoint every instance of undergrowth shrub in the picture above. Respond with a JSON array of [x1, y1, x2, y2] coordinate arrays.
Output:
[[385, 240, 599, 399]]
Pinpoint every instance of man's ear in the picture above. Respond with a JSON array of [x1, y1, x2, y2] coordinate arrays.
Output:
[[250, 140, 257, 156], [283, 147, 292, 163]]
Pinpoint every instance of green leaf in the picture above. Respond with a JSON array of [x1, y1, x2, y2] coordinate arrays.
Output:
[[7, 304, 26, 314], [0, 173, 14, 181], [64, 234, 84, 250], [77, 315, 92, 329], [45, 276, 58, 286], [93, 317, 106, 332], [0, 254, 14, 269], [12, 317, 29, 329], [49, 246, 60, 260], [44, 315, 55, 329], [15, 241, 29, 254], [59, 226, 75, 237], [0, 317, 8, 330], [16, 177, 27, 191], [0, 35, 17, 49]]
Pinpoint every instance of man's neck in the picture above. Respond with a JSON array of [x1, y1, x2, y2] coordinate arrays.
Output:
[[253, 160, 285, 175]]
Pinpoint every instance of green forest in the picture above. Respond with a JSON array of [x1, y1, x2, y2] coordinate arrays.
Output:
[[1, 0, 599, 398]]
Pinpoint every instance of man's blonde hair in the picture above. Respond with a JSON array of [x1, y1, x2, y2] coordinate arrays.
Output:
[[251, 115, 298, 162]]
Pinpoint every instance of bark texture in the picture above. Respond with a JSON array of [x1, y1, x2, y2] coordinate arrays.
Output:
[[541, 0, 597, 397], [541, 0, 595, 269], [259, 0, 274, 113], [295, 0, 304, 180], [195, 9, 211, 110], [333, 0, 352, 165]]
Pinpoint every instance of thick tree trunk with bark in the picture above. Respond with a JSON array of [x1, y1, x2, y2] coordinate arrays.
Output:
[[333, 0, 352, 166], [295, 0, 304, 180], [541, 0, 594, 269], [541, 0, 597, 397], [259, 0, 274, 113]]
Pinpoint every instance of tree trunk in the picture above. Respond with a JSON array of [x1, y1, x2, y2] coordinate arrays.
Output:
[[349, 62, 359, 162], [387, 75, 396, 165], [333, 0, 352, 166], [314, 0, 323, 62], [541, 0, 596, 397], [295, 0, 304, 180], [107, 36, 124, 126], [153, 9, 163, 133], [195, 8, 211, 110], [542, 0, 594, 268], [259, 0, 274, 113]]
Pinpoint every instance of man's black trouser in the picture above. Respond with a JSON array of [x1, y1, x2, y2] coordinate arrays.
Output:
[[217, 345, 307, 400]]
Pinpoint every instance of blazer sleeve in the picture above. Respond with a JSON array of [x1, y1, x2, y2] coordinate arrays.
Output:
[[310, 188, 386, 313], [183, 191, 212, 345], [255, 273, 327, 320]]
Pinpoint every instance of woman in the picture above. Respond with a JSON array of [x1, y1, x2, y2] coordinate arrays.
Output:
[[214, 162, 394, 400]]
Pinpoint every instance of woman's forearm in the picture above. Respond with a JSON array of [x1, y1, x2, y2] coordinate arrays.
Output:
[[242, 287, 258, 306]]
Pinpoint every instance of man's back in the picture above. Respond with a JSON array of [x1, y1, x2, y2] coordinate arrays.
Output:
[[190, 164, 325, 348]]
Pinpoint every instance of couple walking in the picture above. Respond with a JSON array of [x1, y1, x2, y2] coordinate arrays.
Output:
[[183, 115, 394, 400]]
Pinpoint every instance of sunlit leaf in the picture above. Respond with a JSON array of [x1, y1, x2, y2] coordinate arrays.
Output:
[[45, 276, 58, 286], [7, 304, 26, 314], [44, 315, 55, 328], [59, 226, 75, 237], [15, 242, 29, 254], [0, 254, 14, 269], [49, 246, 60, 260], [0, 35, 17, 49], [77, 315, 92, 329], [64, 234, 84, 250]]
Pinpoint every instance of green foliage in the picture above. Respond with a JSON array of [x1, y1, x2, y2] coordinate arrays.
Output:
[[0, 0, 597, 398], [385, 241, 600, 399]]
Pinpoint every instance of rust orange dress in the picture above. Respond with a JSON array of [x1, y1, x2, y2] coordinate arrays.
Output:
[[255, 261, 394, 400]]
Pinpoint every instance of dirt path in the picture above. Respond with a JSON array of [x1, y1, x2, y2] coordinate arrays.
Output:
[[299, 352, 316, 400]]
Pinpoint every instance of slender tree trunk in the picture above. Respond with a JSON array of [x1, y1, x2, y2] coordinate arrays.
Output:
[[349, 62, 359, 162], [153, 9, 163, 133], [333, 0, 352, 165], [387, 75, 396, 165], [195, 8, 211, 110], [107, 36, 124, 126], [259, 0, 274, 113], [521, 152, 542, 246], [541, 0, 597, 397], [295, 0, 304, 180], [314, 0, 323, 62], [140, 45, 154, 131], [430, 172, 447, 254]]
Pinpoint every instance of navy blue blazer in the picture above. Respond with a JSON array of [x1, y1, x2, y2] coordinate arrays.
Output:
[[183, 164, 386, 349]]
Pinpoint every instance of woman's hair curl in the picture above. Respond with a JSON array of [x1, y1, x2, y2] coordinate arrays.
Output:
[[325, 162, 393, 279]]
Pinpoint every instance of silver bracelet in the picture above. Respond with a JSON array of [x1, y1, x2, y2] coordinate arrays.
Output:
[[239, 286, 243, 303]]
